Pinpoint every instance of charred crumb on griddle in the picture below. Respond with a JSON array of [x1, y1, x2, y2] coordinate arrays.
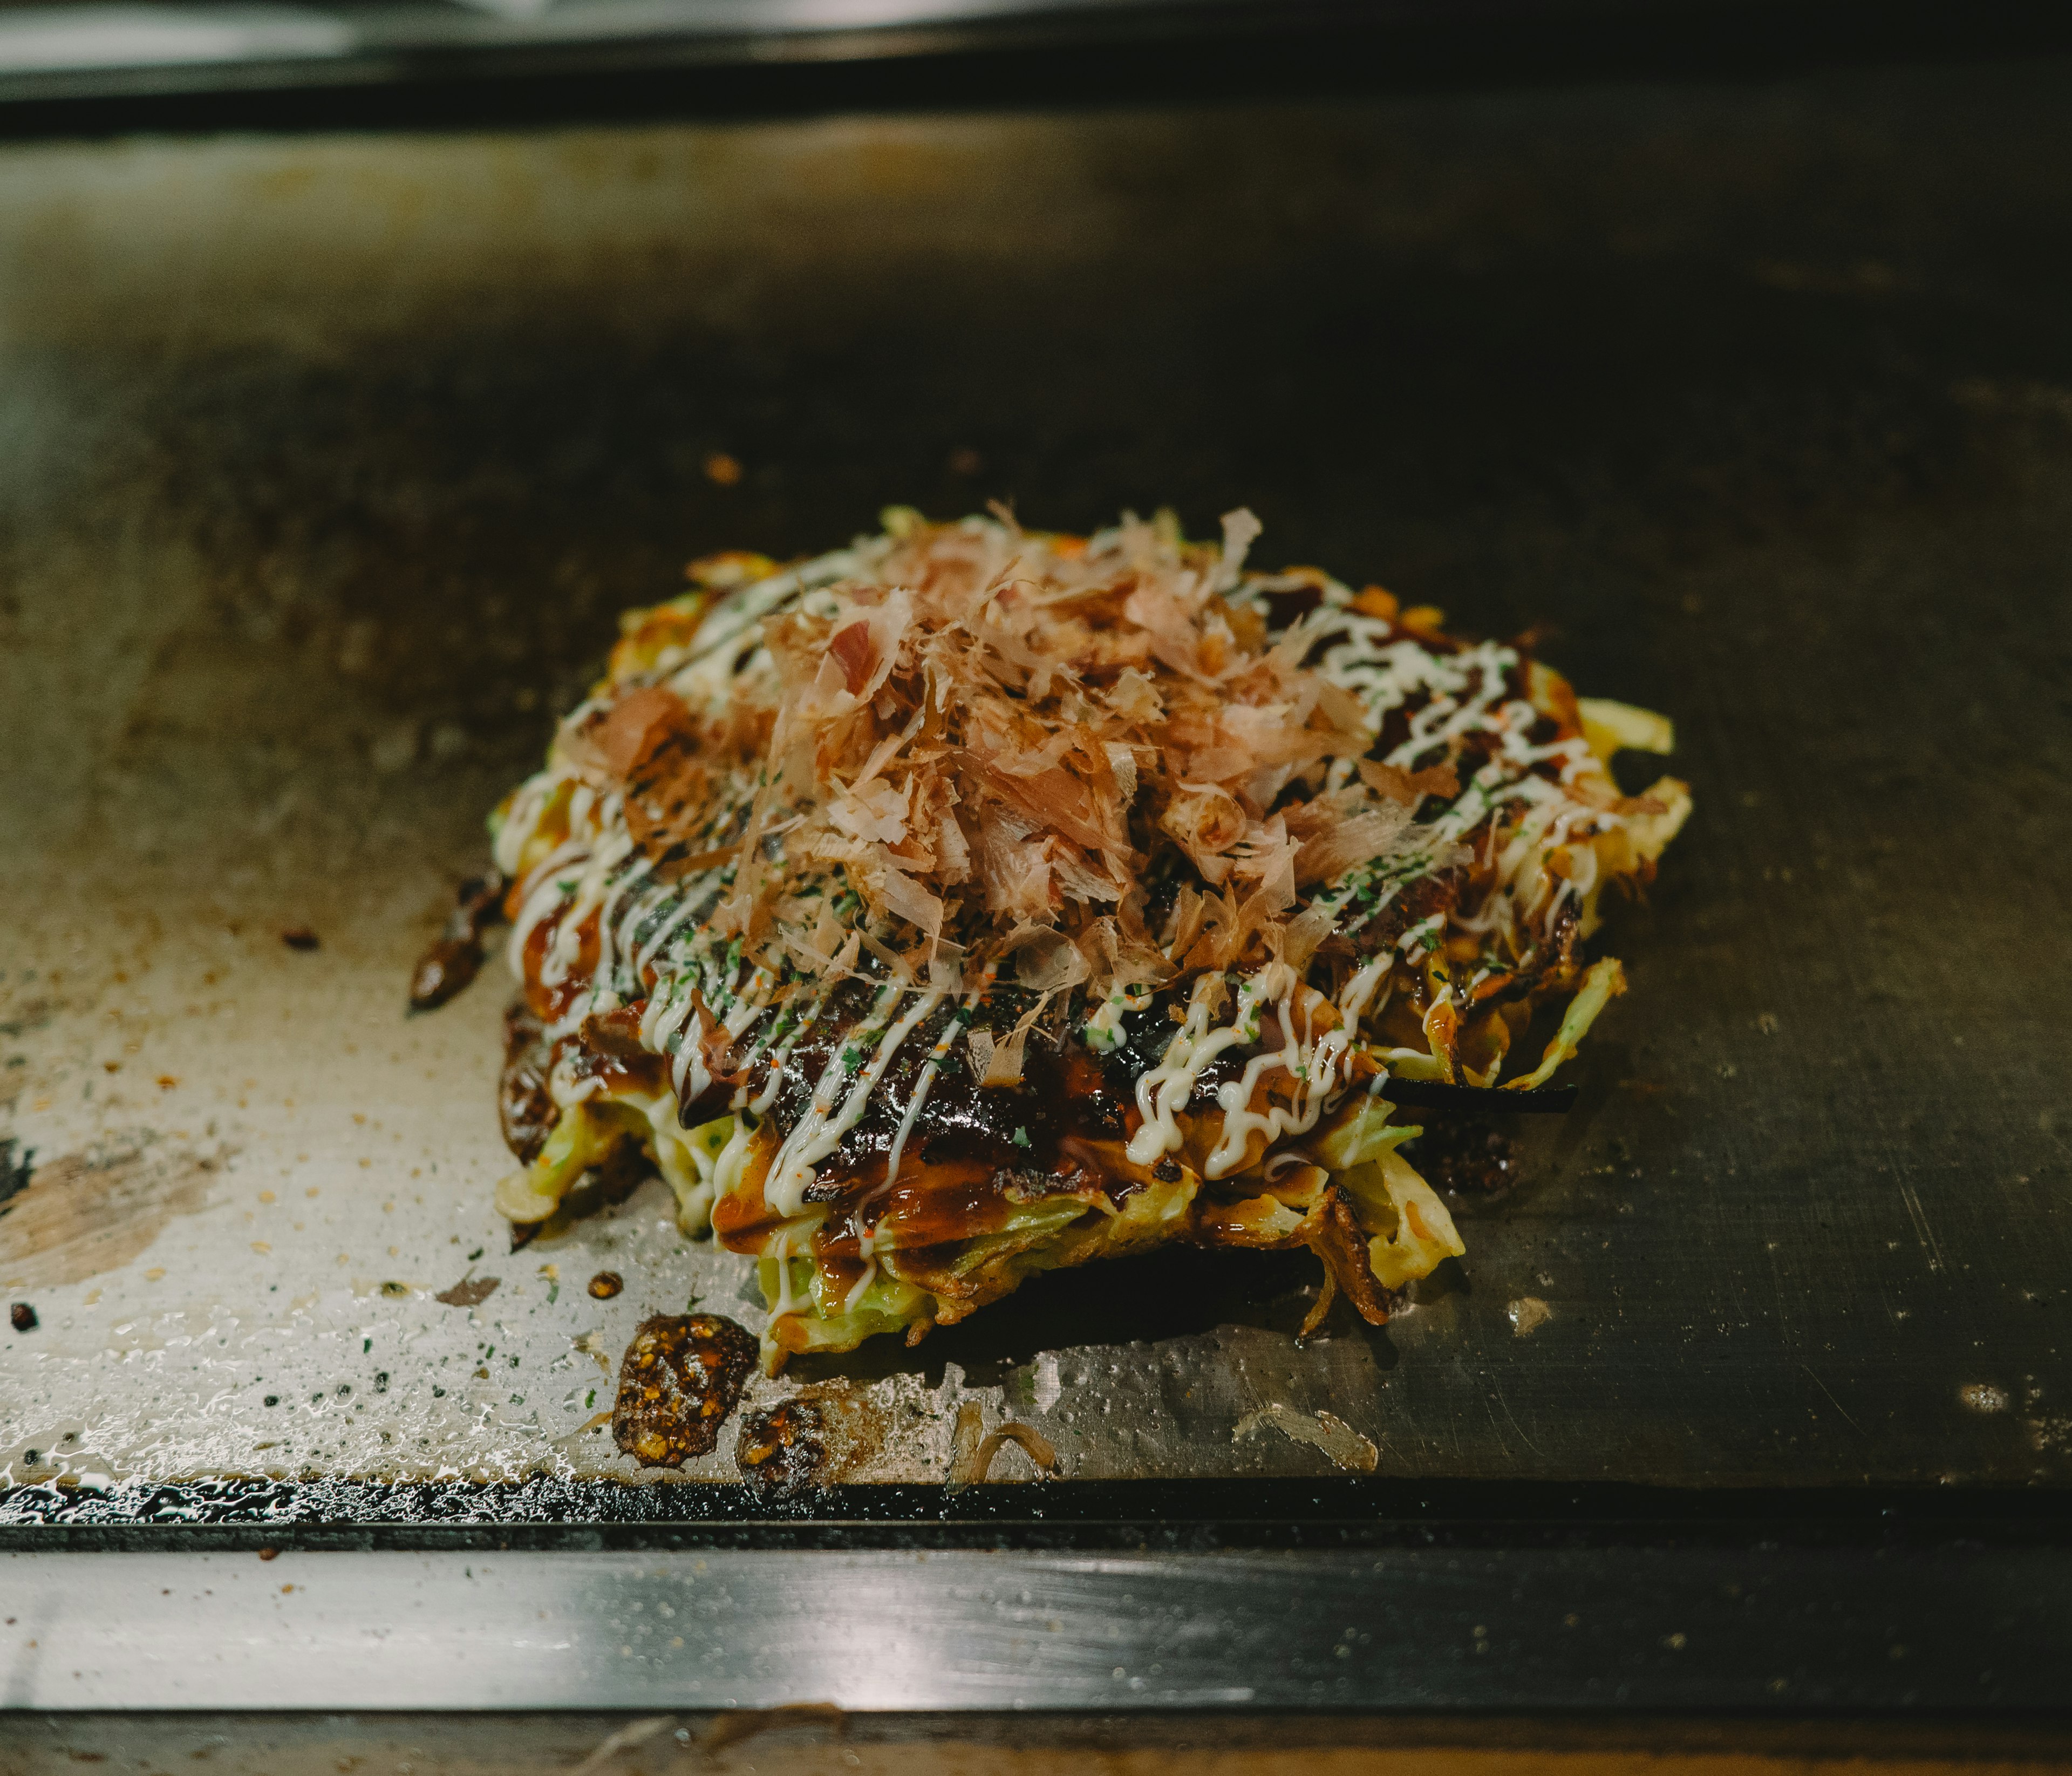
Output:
[[588, 1270, 623, 1299], [736, 1398, 828, 1500], [280, 926, 319, 950], [8, 1301, 35, 1332], [434, 1275, 500, 1308], [614, 1312, 757, 1467]]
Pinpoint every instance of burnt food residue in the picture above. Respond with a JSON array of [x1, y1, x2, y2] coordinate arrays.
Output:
[[588, 1270, 623, 1299], [0, 1140, 33, 1212], [434, 1275, 501, 1308], [498, 1001, 557, 1164], [280, 926, 320, 951], [408, 868, 509, 1013], [9, 1302, 35, 1332], [613, 1312, 756, 1468], [1412, 1121, 1517, 1197], [736, 1399, 828, 1500]]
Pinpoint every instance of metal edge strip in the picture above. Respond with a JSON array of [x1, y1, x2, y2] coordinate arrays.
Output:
[[5, 1541, 2072, 1710], [9, 1478, 2072, 1541]]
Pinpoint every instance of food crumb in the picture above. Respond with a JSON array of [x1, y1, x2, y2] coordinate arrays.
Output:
[[257, 1547, 278, 1561], [9, 1302, 36, 1332], [435, 1276, 501, 1308], [589, 1270, 624, 1300], [1507, 1296, 1553, 1337], [612, 1313, 756, 1466], [738, 1398, 829, 1500], [1959, 1382, 2010, 1413], [281, 926, 321, 950]]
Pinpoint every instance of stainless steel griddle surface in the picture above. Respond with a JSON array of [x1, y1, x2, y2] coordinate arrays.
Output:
[[2, 56, 2070, 1509]]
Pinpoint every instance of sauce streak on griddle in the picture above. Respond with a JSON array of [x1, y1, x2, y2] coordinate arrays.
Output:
[[408, 868, 508, 1012], [498, 1000, 556, 1164], [612, 1312, 756, 1467]]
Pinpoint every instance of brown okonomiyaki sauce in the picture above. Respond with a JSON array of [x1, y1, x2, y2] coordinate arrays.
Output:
[[407, 869, 509, 1013], [693, 977, 1202, 1298], [408, 934, 480, 1010]]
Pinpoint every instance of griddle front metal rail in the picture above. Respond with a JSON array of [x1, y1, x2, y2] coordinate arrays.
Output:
[[6, 1540, 2070, 1711]]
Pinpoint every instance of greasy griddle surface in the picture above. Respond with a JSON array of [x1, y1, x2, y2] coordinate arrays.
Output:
[[2, 59, 2069, 1498]]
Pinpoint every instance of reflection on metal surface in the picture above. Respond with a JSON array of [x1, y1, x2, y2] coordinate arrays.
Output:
[[0, 5, 350, 73], [1, 69, 2070, 1512], [0, 0, 1292, 98], [6, 1542, 2072, 1710]]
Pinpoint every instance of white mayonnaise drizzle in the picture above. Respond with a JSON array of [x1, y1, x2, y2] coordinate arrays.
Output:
[[1108, 610, 1640, 1175], [761, 985, 945, 1219], [856, 966, 997, 1260], [741, 986, 826, 1117], [1128, 965, 1283, 1169], [842, 1257, 880, 1314], [507, 836, 590, 980], [1083, 981, 1157, 1053]]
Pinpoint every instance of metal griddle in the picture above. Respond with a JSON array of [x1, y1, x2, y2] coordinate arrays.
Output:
[[3, 47, 2071, 1714]]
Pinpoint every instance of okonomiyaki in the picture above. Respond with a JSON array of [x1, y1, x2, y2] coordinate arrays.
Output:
[[473, 508, 1689, 1369]]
